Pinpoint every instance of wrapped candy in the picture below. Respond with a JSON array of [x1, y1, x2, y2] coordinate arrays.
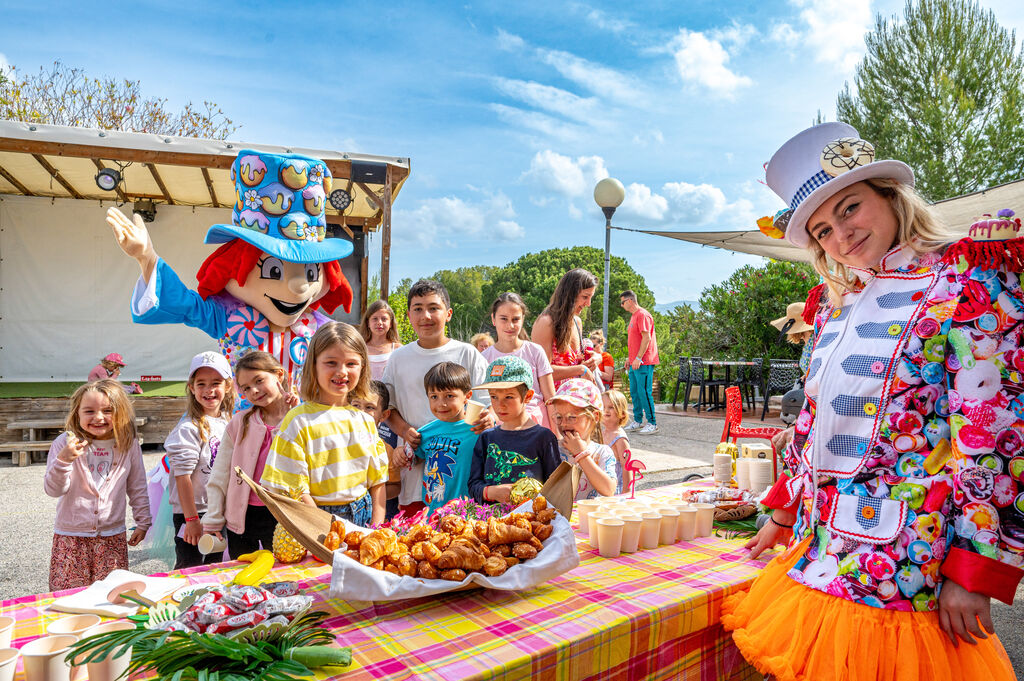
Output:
[[257, 595, 312, 617], [262, 581, 299, 597], [195, 602, 239, 624], [206, 610, 267, 635], [510, 477, 543, 504], [221, 585, 271, 610], [192, 590, 223, 608]]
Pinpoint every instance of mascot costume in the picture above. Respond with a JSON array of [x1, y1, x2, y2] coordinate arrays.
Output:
[[106, 150, 353, 396]]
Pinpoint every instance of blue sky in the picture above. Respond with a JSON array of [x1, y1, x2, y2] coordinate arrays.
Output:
[[4, 0, 1024, 304]]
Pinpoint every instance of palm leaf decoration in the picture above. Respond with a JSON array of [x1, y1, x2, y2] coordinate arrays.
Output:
[[67, 611, 348, 681]]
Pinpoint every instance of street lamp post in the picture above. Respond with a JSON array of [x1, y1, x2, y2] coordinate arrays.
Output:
[[593, 178, 625, 343]]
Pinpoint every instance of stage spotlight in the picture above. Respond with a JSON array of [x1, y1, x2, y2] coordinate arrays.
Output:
[[95, 167, 122, 191]]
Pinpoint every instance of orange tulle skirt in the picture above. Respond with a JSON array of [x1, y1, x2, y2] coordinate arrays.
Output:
[[721, 538, 1015, 681]]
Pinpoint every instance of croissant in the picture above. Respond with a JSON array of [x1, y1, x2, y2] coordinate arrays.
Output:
[[344, 531, 364, 549], [421, 541, 443, 565], [532, 522, 553, 541], [359, 535, 388, 565], [438, 515, 466, 535], [438, 540, 486, 571], [384, 563, 401, 576], [405, 524, 433, 543], [492, 543, 511, 557], [440, 568, 467, 581], [512, 543, 538, 560], [388, 542, 410, 562], [430, 532, 452, 551], [504, 556, 520, 568], [487, 517, 533, 545], [473, 521, 489, 541], [510, 517, 532, 532], [343, 548, 360, 562], [398, 554, 418, 577], [323, 531, 342, 551], [532, 495, 548, 512], [330, 519, 346, 536], [536, 508, 556, 524], [527, 535, 544, 551], [417, 561, 439, 579], [483, 555, 508, 577]]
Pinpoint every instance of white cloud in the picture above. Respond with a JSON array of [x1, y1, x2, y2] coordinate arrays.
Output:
[[621, 182, 669, 221], [520, 150, 609, 198], [0, 53, 11, 76], [789, 0, 872, 71], [394, 190, 524, 248], [582, 7, 633, 34], [616, 179, 756, 229], [709, 23, 757, 49], [537, 47, 643, 103], [489, 103, 580, 140], [668, 29, 753, 98], [769, 22, 800, 44], [491, 77, 598, 122], [495, 29, 525, 51]]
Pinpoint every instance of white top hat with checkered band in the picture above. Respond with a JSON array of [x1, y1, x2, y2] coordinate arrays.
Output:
[[766, 122, 915, 248]]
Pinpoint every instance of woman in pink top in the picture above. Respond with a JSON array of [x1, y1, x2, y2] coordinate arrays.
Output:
[[203, 351, 298, 558], [483, 292, 556, 429], [531, 269, 602, 389], [44, 379, 151, 590], [360, 300, 403, 381]]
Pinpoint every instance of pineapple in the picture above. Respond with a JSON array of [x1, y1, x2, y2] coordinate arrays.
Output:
[[272, 488, 307, 563]]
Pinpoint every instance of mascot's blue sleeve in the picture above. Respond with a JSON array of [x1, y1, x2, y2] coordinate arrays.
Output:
[[130, 258, 227, 340]]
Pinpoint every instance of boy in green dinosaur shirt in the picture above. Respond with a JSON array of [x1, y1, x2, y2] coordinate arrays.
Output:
[[467, 356, 561, 503]]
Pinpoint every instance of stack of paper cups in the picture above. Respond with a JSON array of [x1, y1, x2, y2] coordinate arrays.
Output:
[[576, 499, 602, 535], [749, 459, 774, 494], [735, 458, 751, 491], [713, 452, 733, 485]]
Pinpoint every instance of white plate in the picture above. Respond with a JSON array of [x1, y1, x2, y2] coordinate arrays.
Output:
[[171, 585, 210, 603]]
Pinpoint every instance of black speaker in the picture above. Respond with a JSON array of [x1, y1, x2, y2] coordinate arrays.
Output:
[[350, 160, 387, 184]]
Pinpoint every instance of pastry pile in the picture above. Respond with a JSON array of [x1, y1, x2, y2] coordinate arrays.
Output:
[[337, 495, 556, 581]]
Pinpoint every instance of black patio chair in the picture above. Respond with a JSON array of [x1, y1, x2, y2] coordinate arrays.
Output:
[[761, 358, 803, 420], [671, 356, 690, 409], [692, 357, 730, 411], [739, 357, 764, 412]]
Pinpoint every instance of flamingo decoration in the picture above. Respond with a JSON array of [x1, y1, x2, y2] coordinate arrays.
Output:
[[623, 450, 647, 499]]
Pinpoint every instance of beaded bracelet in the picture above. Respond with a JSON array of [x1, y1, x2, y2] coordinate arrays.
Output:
[[184, 515, 199, 523], [769, 516, 794, 529]]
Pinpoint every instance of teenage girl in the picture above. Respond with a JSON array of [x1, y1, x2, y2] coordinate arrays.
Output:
[[261, 322, 389, 526], [547, 378, 619, 499], [166, 352, 233, 569], [44, 379, 151, 590], [483, 292, 557, 430], [601, 389, 634, 489], [203, 351, 298, 559], [360, 300, 403, 381]]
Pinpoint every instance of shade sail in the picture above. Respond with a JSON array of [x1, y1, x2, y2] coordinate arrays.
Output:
[[631, 178, 1024, 262]]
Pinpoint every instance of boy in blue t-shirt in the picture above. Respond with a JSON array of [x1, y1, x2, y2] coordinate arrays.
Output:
[[468, 356, 561, 503], [413, 362, 480, 515]]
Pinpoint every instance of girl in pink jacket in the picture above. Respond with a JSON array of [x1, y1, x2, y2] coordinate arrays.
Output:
[[44, 379, 151, 590], [203, 352, 297, 558]]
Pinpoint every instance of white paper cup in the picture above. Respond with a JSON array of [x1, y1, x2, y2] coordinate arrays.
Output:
[[639, 512, 662, 550], [198, 533, 228, 555], [21, 635, 78, 681], [84, 621, 136, 681], [463, 400, 486, 424], [596, 518, 625, 558], [619, 515, 644, 553], [694, 503, 716, 537], [46, 614, 100, 638], [575, 499, 601, 535], [0, 648, 19, 681], [678, 506, 698, 541], [735, 458, 751, 490], [587, 512, 613, 551], [656, 508, 680, 544], [0, 616, 13, 649]]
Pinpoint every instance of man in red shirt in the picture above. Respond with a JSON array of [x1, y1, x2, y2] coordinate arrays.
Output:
[[620, 290, 659, 434]]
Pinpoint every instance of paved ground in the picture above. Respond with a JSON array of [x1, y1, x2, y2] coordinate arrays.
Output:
[[1, 409, 1020, 676]]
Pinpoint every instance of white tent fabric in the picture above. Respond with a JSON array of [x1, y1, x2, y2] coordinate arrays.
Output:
[[0, 195, 359, 381], [633, 178, 1024, 262]]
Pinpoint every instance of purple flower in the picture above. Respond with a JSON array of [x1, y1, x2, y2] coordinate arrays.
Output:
[[998, 208, 1015, 218]]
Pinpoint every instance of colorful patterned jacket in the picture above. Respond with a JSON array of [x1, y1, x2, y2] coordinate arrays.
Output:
[[763, 243, 1024, 610]]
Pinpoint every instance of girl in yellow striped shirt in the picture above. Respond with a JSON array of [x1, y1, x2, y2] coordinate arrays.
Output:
[[260, 322, 388, 526]]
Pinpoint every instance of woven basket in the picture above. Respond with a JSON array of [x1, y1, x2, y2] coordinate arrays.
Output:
[[714, 504, 756, 522]]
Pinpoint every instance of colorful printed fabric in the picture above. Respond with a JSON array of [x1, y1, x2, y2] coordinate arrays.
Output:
[[48, 533, 128, 592], [6, 483, 764, 681], [778, 243, 1024, 611]]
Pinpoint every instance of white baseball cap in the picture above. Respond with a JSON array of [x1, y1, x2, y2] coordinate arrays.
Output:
[[188, 351, 232, 380]]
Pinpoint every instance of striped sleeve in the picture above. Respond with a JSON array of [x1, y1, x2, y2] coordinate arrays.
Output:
[[365, 436, 388, 488], [260, 408, 311, 495]]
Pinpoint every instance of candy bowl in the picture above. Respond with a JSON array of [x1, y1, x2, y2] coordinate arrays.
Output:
[[225, 600, 312, 643]]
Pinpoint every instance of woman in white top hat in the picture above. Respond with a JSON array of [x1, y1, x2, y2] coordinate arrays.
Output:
[[722, 123, 1022, 680]]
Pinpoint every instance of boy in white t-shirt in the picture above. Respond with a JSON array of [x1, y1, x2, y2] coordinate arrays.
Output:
[[382, 279, 494, 515]]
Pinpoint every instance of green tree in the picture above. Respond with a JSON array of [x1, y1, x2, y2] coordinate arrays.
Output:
[[431, 265, 500, 341], [482, 246, 654, 356], [0, 60, 236, 138], [386, 277, 416, 344], [836, 0, 1024, 201]]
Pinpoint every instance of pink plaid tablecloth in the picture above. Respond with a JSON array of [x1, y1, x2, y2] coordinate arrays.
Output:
[[1, 484, 770, 680]]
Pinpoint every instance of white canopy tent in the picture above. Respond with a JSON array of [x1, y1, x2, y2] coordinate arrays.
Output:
[[628, 178, 1024, 262]]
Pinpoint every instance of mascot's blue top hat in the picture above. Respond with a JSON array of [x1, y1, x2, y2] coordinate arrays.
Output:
[[205, 149, 353, 263]]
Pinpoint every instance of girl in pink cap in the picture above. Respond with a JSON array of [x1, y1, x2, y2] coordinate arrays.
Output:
[[87, 353, 142, 394], [547, 378, 619, 499]]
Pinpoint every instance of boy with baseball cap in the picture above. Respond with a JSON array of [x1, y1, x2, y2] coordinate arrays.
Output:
[[467, 356, 561, 504]]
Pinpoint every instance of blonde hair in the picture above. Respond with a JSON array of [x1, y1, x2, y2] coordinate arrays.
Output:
[[234, 351, 286, 441], [556, 401, 605, 444], [360, 300, 400, 344], [300, 321, 371, 404], [186, 362, 234, 445], [65, 379, 137, 453], [470, 332, 495, 349], [588, 329, 606, 347], [807, 178, 956, 301], [602, 389, 629, 427]]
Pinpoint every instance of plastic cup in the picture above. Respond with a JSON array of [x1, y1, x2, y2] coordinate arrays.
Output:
[[575, 499, 601, 535], [0, 648, 19, 681], [21, 635, 77, 681], [596, 518, 625, 558], [587, 512, 613, 550], [694, 503, 716, 537], [619, 515, 643, 553], [656, 507, 680, 544], [735, 458, 751, 490], [463, 400, 486, 424], [198, 533, 228, 555], [678, 506, 698, 541], [0, 616, 12, 649], [640, 512, 662, 549], [84, 621, 136, 681]]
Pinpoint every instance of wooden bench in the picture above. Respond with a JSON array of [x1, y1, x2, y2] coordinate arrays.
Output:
[[4, 417, 148, 467], [0, 440, 51, 467]]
